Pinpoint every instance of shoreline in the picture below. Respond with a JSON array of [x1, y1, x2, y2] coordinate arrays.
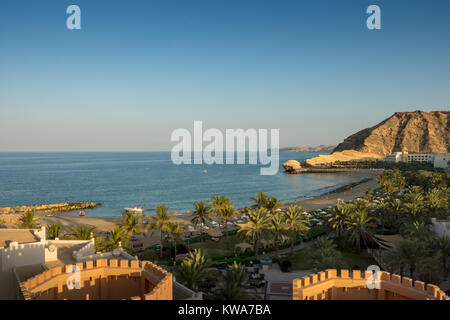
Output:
[[1, 169, 381, 246]]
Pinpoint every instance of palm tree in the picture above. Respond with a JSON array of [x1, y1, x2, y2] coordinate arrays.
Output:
[[19, 212, 39, 229], [238, 208, 271, 257], [210, 196, 232, 213], [402, 186, 425, 220], [176, 249, 211, 291], [188, 201, 212, 242], [269, 213, 288, 258], [328, 201, 351, 239], [283, 205, 309, 255], [250, 191, 268, 208], [118, 211, 146, 236], [67, 224, 96, 240], [401, 222, 432, 242], [217, 204, 237, 249], [433, 235, 450, 279], [46, 223, 62, 240], [149, 205, 177, 257], [265, 197, 282, 214], [216, 262, 254, 300], [393, 239, 423, 279], [312, 237, 341, 271], [345, 201, 377, 252], [168, 221, 184, 259], [109, 227, 129, 249], [426, 188, 448, 218]]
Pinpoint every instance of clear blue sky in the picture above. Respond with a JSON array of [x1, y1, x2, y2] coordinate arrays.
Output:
[[0, 0, 449, 151]]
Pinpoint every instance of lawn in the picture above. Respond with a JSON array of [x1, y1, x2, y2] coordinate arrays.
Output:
[[289, 246, 378, 271], [189, 234, 241, 258]]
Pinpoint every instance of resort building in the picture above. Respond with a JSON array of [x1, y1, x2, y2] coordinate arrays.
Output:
[[292, 269, 449, 300], [433, 153, 450, 169], [384, 152, 403, 163], [384, 151, 449, 169], [431, 218, 450, 238], [0, 227, 200, 300]]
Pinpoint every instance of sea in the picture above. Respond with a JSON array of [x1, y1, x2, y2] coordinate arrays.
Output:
[[0, 152, 363, 217]]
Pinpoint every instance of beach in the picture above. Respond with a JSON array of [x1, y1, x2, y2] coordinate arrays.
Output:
[[1, 169, 381, 247]]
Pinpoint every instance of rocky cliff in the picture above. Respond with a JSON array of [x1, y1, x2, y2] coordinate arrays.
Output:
[[333, 110, 449, 156]]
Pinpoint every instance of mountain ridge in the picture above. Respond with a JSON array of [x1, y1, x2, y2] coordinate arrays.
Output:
[[332, 110, 449, 155]]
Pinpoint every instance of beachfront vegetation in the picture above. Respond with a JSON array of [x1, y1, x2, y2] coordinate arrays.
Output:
[[66, 224, 96, 240], [175, 249, 211, 291], [238, 208, 271, 257], [18, 212, 40, 229], [188, 201, 212, 242], [119, 210, 147, 236], [46, 223, 62, 240], [214, 261, 255, 300], [149, 205, 177, 256]]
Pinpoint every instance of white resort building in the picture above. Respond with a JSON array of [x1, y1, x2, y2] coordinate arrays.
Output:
[[384, 151, 449, 169]]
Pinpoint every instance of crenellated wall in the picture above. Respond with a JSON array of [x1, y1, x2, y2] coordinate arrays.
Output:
[[19, 259, 173, 300], [293, 269, 449, 300]]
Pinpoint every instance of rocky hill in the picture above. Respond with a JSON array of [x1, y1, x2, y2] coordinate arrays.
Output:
[[280, 145, 336, 153], [333, 110, 449, 155]]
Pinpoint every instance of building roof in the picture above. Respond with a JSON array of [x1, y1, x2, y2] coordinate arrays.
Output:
[[0, 229, 38, 248]]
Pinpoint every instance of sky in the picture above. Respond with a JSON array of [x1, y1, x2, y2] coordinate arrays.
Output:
[[0, 0, 449, 152]]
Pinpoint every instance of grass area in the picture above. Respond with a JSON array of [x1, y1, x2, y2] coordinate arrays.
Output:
[[189, 234, 240, 258], [289, 246, 377, 271]]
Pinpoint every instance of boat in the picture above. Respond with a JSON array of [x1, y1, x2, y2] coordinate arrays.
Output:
[[79, 211, 85, 217], [124, 206, 144, 214], [202, 169, 207, 173]]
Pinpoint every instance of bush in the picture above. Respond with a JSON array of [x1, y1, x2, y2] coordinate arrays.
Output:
[[279, 259, 292, 272]]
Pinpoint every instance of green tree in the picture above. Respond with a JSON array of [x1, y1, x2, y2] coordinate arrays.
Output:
[[238, 208, 271, 257], [283, 205, 309, 255], [149, 205, 177, 257], [19, 212, 40, 229], [210, 196, 232, 213], [217, 204, 237, 249], [188, 201, 212, 242], [46, 223, 62, 240], [345, 201, 377, 252], [109, 227, 129, 249], [392, 239, 423, 279], [312, 237, 341, 271], [176, 249, 211, 291], [433, 235, 450, 279], [328, 201, 352, 239], [216, 262, 254, 300], [67, 224, 96, 240], [119, 211, 146, 236], [269, 213, 288, 258], [168, 221, 184, 259], [250, 191, 268, 209], [265, 197, 282, 214]]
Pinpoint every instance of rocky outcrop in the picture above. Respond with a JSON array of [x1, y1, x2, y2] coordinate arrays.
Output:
[[333, 110, 449, 155], [282, 160, 308, 174], [0, 202, 99, 215], [304, 150, 383, 167]]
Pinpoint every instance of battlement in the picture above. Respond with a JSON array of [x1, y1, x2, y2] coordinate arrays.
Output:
[[20, 259, 172, 300], [293, 269, 449, 300]]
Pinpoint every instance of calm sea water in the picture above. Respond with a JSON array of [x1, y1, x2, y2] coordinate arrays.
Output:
[[0, 152, 361, 217]]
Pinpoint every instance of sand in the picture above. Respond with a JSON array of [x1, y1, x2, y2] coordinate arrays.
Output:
[[1, 169, 381, 246]]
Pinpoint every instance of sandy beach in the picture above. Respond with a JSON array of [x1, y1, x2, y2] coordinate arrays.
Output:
[[1, 169, 381, 246]]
